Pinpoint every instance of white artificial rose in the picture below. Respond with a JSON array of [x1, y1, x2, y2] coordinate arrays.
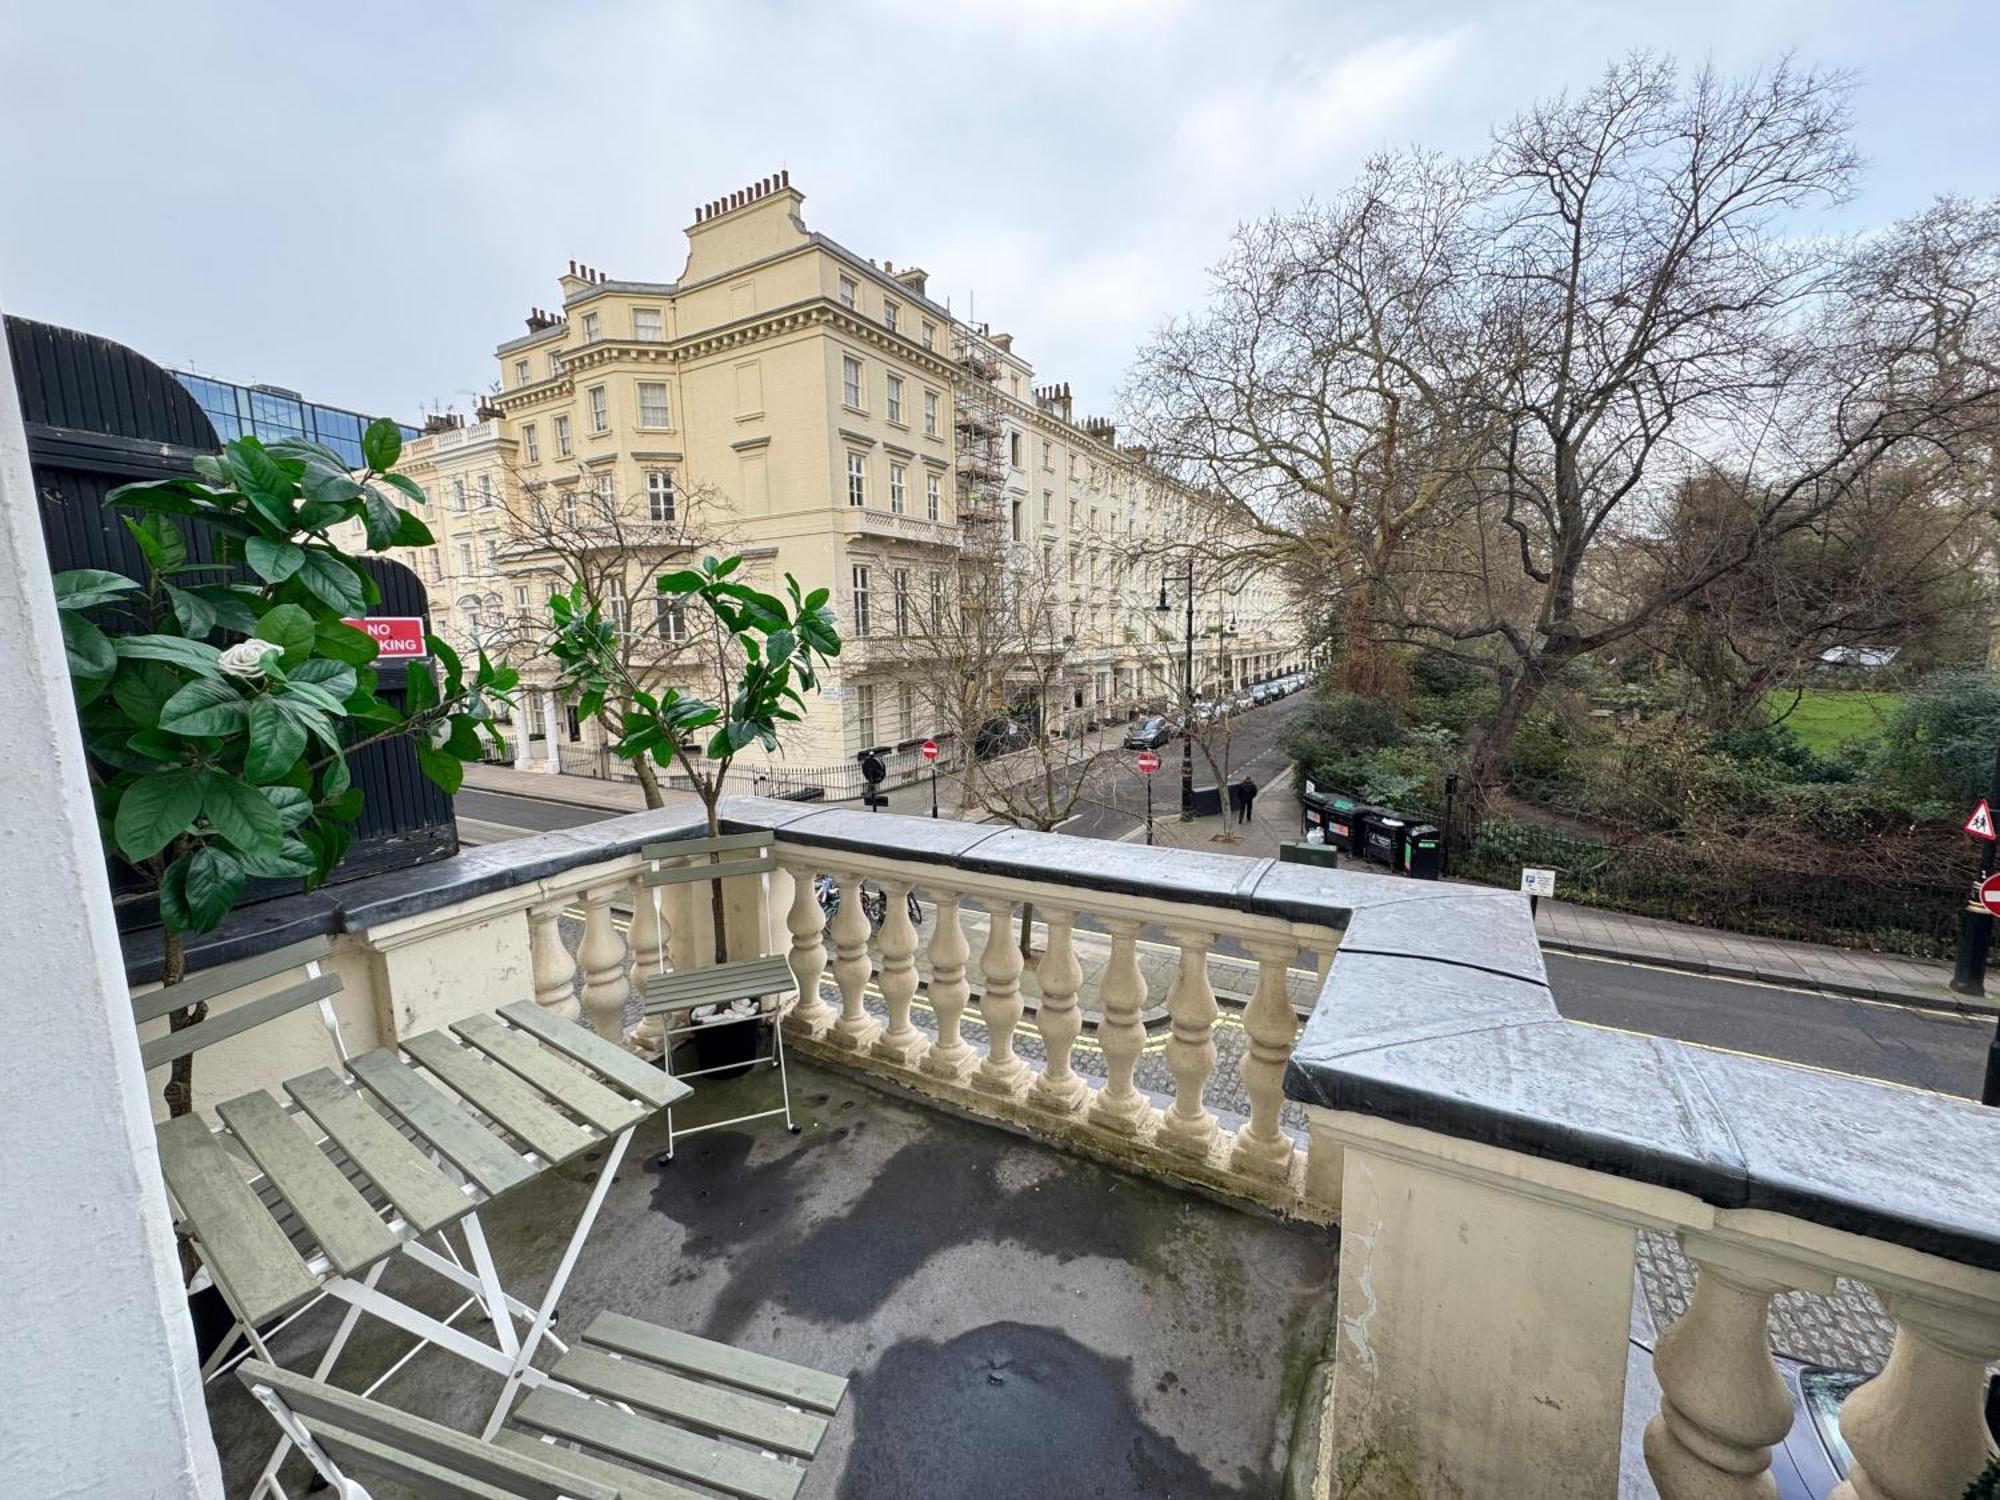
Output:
[[217, 641, 272, 679], [429, 720, 453, 748]]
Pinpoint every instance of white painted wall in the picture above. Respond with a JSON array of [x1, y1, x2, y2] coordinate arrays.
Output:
[[0, 313, 222, 1496]]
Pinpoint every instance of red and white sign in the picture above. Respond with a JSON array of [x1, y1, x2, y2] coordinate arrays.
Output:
[[1978, 873, 2000, 917], [1136, 750, 1161, 775], [1968, 799, 1997, 842], [341, 616, 428, 660], [920, 739, 939, 763]]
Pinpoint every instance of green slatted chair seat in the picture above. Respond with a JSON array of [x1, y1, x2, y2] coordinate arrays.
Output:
[[641, 955, 797, 1018]]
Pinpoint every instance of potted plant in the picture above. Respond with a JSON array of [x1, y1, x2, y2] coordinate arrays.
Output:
[[549, 554, 839, 1067], [63, 419, 512, 1335]]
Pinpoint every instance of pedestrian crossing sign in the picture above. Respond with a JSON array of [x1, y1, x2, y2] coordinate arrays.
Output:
[[1967, 799, 1997, 841]]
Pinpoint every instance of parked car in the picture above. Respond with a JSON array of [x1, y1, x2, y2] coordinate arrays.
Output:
[[1124, 715, 1172, 749], [1251, 683, 1275, 705], [1231, 693, 1254, 715]]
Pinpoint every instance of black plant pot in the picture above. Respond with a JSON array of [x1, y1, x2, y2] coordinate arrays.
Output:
[[187, 1283, 238, 1365], [669, 1011, 768, 1082]]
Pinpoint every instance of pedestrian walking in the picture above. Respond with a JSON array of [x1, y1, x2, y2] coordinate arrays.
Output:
[[1237, 773, 1258, 825]]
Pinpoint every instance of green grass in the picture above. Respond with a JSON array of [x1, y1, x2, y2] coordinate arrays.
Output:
[[1765, 688, 1901, 755]]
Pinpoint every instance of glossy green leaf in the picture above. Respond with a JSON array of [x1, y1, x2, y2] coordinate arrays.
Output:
[[414, 741, 464, 794], [123, 512, 189, 571], [360, 486, 401, 549], [183, 845, 245, 931], [379, 471, 426, 505], [113, 769, 203, 861], [388, 508, 433, 547], [314, 617, 380, 665], [245, 536, 306, 583], [54, 568, 140, 611], [262, 785, 313, 831], [157, 854, 194, 931], [164, 583, 216, 637], [62, 612, 118, 678], [201, 772, 283, 855], [159, 678, 247, 736], [235, 836, 318, 879], [361, 418, 402, 471], [289, 659, 358, 702], [254, 602, 316, 666], [115, 634, 223, 677], [296, 549, 367, 613], [245, 696, 307, 783]]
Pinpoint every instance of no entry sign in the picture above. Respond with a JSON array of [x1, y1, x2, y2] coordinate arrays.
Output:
[[1136, 750, 1161, 775], [1979, 873, 2000, 917], [341, 616, 428, 660], [920, 739, 939, 762]]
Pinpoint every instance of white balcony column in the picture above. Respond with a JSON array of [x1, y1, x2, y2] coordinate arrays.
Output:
[[511, 711, 533, 771], [1087, 917, 1155, 1135], [974, 897, 1031, 1097], [1229, 938, 1300, 1180], [921, 892, 977, 1081], [828, 870, 881, 1051], [577, 883, 631, 1041], [1830, 1292, 2000, 1500], [784, 864, 836, 1036], [1158, 927, 1222, 1160], [1646, 1237, 1829, 1500], [625, 876, 669, 1055], [1028, 906, 1089, 1115], [872, 878, 928, 1067], [527, 900, 581, 1022], [542, 688, 562, 772]]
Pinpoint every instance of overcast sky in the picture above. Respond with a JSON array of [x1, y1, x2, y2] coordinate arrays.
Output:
[[3, 0, 1995, 425]]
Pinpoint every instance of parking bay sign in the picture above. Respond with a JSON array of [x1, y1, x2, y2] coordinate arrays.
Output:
[[1519, 867, 1558, 898]]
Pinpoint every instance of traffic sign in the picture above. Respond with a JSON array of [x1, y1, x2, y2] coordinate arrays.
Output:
[[1519, 867, 1558, 898], [341, 615, 428, 660], [1136, 750, 1161, 775], [1978, 873, 2000, 916], [921, 739, 939, 763], [1968, 799, 1997, 841]]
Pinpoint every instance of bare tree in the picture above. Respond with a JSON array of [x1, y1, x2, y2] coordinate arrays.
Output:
[[1132, 55, 2000, 797], [487, 464, 737, 807], [1125, 151, 1491, 700]]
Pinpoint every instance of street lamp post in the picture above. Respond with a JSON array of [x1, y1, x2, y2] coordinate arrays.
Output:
[[1157, 566, 1196, 818]]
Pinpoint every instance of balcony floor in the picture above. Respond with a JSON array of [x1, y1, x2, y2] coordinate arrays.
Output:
[[207, 1056, 1335, 1498]]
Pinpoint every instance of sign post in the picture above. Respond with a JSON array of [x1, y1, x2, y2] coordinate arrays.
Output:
[[921, 739, 939, 819], [1519, 866, 1556, 920], [1137, 750, 1161, 845]]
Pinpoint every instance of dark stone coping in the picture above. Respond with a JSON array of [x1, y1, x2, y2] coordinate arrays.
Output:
[[121, 797, 2000, 1275]]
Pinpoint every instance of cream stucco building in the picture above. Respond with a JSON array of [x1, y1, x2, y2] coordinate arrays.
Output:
[[351, 174, 1298, 772]]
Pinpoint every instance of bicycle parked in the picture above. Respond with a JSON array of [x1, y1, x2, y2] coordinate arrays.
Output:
[[814, 873, 922, 933]]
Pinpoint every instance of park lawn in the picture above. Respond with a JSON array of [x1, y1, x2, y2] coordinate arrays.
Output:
[[1766, 688, 1901, 754]]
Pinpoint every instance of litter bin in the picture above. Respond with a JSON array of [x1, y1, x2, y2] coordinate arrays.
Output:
[[1401, 823, 1443, 880], [1323, 797, 1370, 856], [1190, 783, 1223, 818], [1360, 810, 1407, 868]]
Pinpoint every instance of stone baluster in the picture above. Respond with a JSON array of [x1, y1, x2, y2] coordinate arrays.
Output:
[[1028, 907, 1089, 1115], [828, 870, 880, 1051], [1088, 917, 1155, 1134], [577, 883, 631, 1042], [974, 898, 1030, 1097], [872, 879, 928, 1067], [1229, 938, 1301, 1179], [625, 874, 670, 1056], [1158, 927, 1222, 1160], [1830, 1292, 2000, 1500], [1646, 1239, 1828, 1500], [527, 900, 580, 1022], [921, 893, 977, 1082], [784, 864, 836, 1035]]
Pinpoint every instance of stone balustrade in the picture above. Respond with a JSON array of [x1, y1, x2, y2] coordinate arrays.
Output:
[[1281, 870, 2000, 1500], [122, 796, 2000, 1498]]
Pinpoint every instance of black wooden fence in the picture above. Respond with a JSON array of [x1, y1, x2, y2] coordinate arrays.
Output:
[[7, 316, 455, 925]]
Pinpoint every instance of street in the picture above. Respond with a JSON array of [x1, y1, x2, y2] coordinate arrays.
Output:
[[452, 766, 1993, 1099]]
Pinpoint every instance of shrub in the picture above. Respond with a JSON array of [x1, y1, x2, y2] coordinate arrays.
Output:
[[1872, 668, 2000, 815]]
